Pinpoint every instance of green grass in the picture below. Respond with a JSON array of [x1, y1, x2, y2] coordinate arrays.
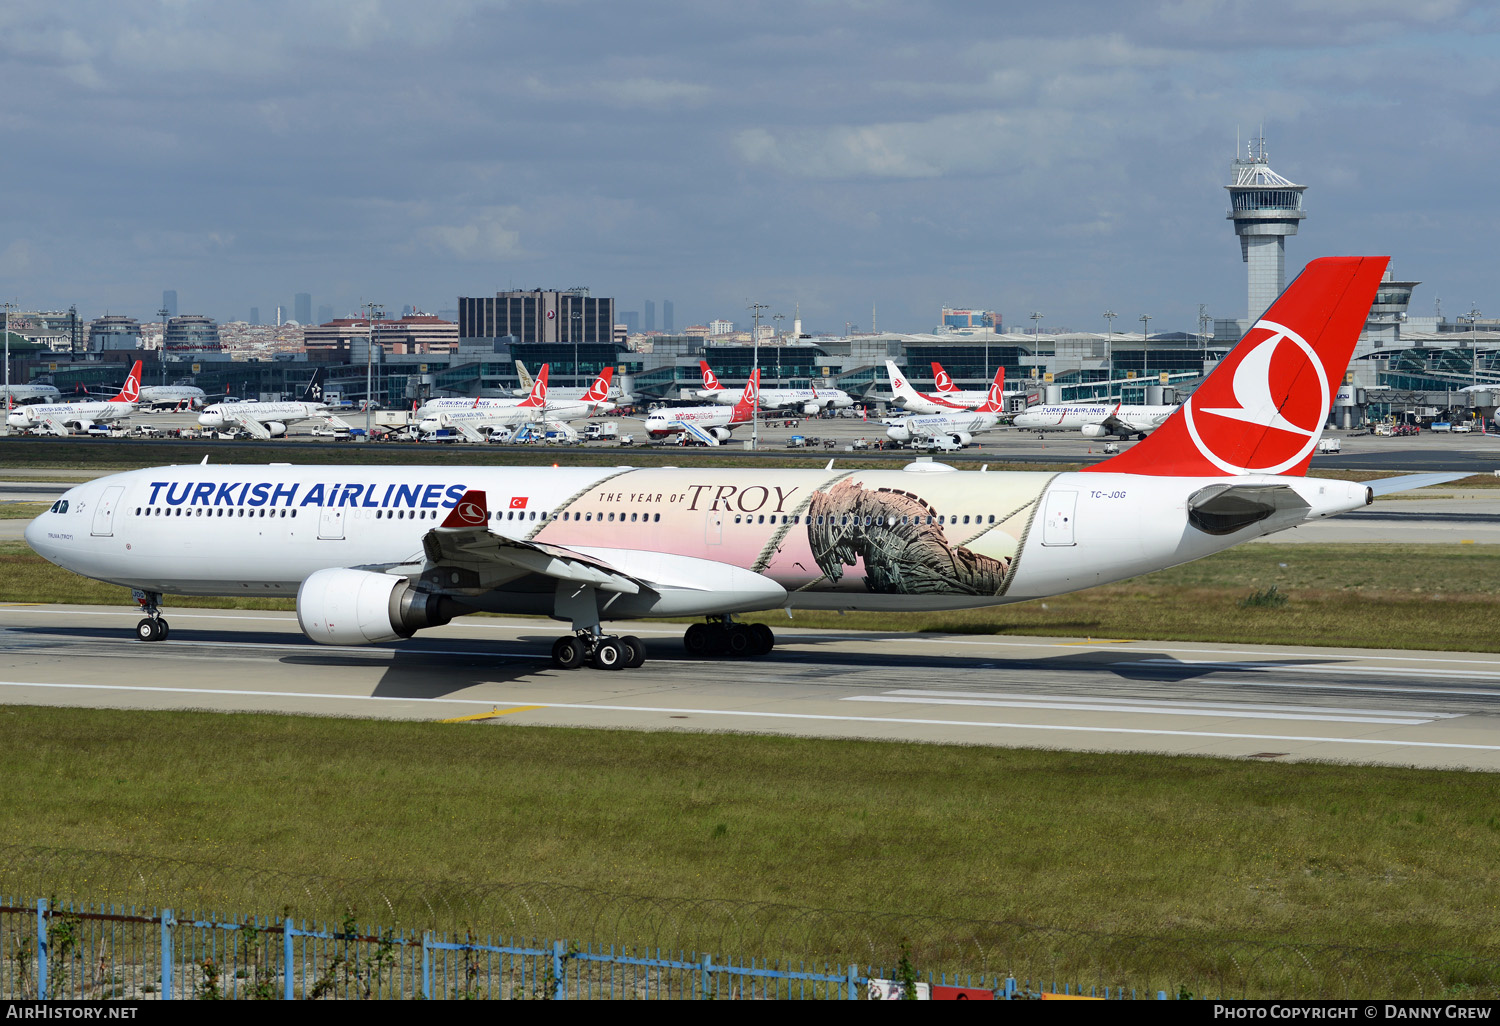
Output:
[[0, 502, 48, 519], [1, 706, 1498, 991]]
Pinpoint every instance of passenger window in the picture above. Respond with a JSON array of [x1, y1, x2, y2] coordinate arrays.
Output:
[[653, 513, 660, 522]]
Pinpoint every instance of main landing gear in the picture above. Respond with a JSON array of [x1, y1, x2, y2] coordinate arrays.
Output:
[[132, 589, 170, 643], [683, 616, 775, 659], [551, 630, 647, 671]]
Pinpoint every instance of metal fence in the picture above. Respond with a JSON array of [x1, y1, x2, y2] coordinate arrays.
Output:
[[1, 897, 1149, 1000]]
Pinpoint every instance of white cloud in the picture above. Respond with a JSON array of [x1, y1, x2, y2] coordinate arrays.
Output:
[[420, 206, 524, 260]]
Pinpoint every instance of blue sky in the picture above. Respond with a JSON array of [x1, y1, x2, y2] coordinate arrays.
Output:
[[2, 0, 1496, 333]]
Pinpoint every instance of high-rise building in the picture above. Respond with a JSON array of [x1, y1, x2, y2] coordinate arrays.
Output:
[[162, 290, 178, 319], [644, 300, 656, 333], [294, 293, 312, 325], [620, 311, 640, 334], [663, 300, 674, 333], [1227, 134, 1306, 322], [87, 315, 142, 352], [249, 307, 260, 326], [317, 305, 334, 325], [457, 289, 615, 344], [163, 315, 222, 353]]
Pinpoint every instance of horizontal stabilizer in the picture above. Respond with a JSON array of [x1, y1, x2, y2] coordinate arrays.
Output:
[[1186, 483, 1309, 536], [1366, 471, 1473, 496]]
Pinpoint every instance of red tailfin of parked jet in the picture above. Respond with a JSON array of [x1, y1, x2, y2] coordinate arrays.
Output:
[[930, 362, 958, 394], [975, 367, 1006, 414], [1085, 256, 1388, 477], [730, 368, 760, 423], [518, 364, 550, 408], [583, 366, 614, 404], [112, 361, 143, 403], [699, 360, 724, 392]]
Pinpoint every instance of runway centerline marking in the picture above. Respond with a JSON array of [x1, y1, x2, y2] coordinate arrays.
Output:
[[0, 680, 1496, 752]]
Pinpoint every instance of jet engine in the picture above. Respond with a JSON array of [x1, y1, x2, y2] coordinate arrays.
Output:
[[266, 422, 287, 437], [949, 431, 972, 447], [802, 402, 824, 415], [296, 568, 467, 646], [1080, 424, 1110, 438], [710, 427, 732, 441]]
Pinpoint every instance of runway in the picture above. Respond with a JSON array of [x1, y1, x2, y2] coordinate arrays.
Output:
[[4, 603, 1500, 772]]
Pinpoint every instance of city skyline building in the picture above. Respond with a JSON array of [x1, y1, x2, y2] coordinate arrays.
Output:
[[1227, 134, 1307, 322], [663, 300, 674, 333], [317, 304, 334, 325], [86, 315, 141, 352], [294, 293, 312, 325], [644, 299, 656, 333], [457, 288, 615, 345], [620, 310, 640, 334], [249, 307, 260, 326], [163, 314, 222, 353], [162, 290, 178, 319]]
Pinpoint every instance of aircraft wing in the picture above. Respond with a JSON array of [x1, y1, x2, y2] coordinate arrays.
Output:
[[417, 521, 643, 596]]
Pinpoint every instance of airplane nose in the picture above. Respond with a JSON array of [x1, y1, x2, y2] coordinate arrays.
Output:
[[198, 412, 219, 427]]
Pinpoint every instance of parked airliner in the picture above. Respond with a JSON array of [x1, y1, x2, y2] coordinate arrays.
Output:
[[7, 361, 142, 435], [645, 369, 760, 445], [694, 361, 853, 414], [27, 257, 1457, 673], [197, 368, 334, 438], [1012, 400, 1177, 439], [884, 368, 1007, 447], [419, 366, 616, 421]]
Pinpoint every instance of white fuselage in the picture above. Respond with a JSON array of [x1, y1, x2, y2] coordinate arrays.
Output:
[[644, 405, 742, 436], [139, 386, 207, 408], [1012, 404, 1177, 436], [1, 385, 62, 403], [700, 387, 852, 411], [199, 401, 327, 430], [885, 411, 1001, 442], [418, 397, 612, 421], [26, 464, 1370, 618], [7, 399, 134, 430]]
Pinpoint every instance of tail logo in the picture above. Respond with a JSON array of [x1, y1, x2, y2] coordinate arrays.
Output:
[[1183, 319, 1329, 475], [703, 365, 720, 389], [121, 378, 139, 402], [457, 501, 486, 525], [934, 368, 953, 391]]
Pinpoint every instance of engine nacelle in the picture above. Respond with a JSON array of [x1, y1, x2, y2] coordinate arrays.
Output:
[[1080, 424, 1109, 438], [297, 568, 465, 646], [710, 427, 732, 441], [802, 402, 824, 416], [950, 431, 972, 447], [886, 425, 912, 442], [265, 421, 287, 438]]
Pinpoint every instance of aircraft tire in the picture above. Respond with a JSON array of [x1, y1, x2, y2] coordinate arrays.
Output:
[[591, 640, 625, 671], [619, 635, 646, 668], [157, 619, 170, 641], [683, 623, 713, 656], [749, 623, 774, 656], [552, 636, 586, 669], [135, 618, 159, 642], [724, 625, 754, 658]]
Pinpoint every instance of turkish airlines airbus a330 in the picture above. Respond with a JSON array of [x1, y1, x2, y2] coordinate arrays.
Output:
[[26, 257, 1457, 671]]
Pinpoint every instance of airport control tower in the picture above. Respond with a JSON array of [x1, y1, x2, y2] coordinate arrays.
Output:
[[1227, 135, 1306, 322]]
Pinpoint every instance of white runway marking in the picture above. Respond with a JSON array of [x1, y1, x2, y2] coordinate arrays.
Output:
[[1, 680, 1497, 752]]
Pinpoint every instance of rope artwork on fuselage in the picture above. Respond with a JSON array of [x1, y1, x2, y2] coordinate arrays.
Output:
[[806, 479, 1010, 596]]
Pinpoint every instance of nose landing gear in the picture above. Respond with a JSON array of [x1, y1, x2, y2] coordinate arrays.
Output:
[[132, 589, 170, 642]]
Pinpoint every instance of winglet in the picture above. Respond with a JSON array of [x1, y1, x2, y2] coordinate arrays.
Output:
[[442, 490, 489, 528], [1084, 256, 1389, 478]]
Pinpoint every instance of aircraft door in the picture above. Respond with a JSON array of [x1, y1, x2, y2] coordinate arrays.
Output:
[[318, 506, 345, 540], [705, 510, 723, 545], [1041, 489, 1077, 547], [91, 486, 125, 537]]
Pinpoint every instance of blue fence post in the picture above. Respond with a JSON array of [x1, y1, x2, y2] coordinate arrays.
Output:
[[846, 964, 859, 1000], [421, 932, 431, 1001], [35, 899, 47, 1001], [1004, 977, 1017, 1000], [1158, 990, 1168, 1000], [552, 940, 566, 1000], [283, 919, 295, 1000], [699, 954, 712, 1000], [160, 909, 174, 1000]]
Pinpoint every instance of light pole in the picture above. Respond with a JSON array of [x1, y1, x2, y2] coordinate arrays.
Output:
[[1, 301, 13, 430], [363, 301, 383, 438], [158, 306, 170, 386], [773, 313, 784, 387], [1139, 314, 1152, 385], [1102, 310, 1116, 387], [748, 301, 769, 448], [1198, 305, 1211, 370], [568, 286, 590, 393], [1470, 304, 1482, 397], [1029, 312, 1043, 382]]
